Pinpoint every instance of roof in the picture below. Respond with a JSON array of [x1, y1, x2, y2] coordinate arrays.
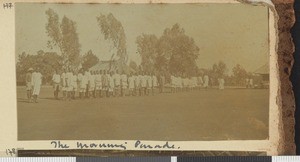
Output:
[[254, 63, 269, 75]]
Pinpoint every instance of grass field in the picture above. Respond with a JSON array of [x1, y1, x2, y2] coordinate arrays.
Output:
[[17, 86, 269, 141]]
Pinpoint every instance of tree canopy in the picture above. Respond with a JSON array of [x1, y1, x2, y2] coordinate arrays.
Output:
[[96, 13, 127, 65], [136, 24, 200, 76], [81, 50, 99, 70], [45, 8, 81, 69]]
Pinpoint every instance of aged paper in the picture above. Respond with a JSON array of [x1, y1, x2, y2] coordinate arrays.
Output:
[[0, 0, 295, 156]]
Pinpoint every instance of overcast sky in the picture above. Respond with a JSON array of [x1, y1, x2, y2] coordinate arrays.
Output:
[[16, 3, 269, 72]]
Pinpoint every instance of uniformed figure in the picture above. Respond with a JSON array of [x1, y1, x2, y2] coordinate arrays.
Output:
[[31, 68, 42, 103], [120, 71, 128, 97], [52, 70, 60, 100], [128, 72, 135, 96], [26, 68, 33, 102], [203, 74, 209, 89]]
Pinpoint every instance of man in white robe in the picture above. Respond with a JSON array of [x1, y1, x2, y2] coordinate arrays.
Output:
[[31, 68, 42, 103]]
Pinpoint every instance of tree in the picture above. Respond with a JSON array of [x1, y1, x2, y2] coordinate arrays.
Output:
[[135, 24, 200, 76], [45, 8, 81, 69], [136, 34, 158, 73], [82, 50, 99, 70], [16, 51, 63, 85], [159, 24, 200, 76], [232, 64, 248, 86], [129, 60, 138, 72], [96, 13, 127, 67], [213, 61, 227, 78]]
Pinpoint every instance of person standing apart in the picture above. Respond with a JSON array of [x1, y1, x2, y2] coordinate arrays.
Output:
[[31, 68, 42, 103], [52, 70, 61, 100], [249, 77, 253, 88], [26, 68, 33, 103], [203, 74, 209, 89], [218, 77, 225, 90]]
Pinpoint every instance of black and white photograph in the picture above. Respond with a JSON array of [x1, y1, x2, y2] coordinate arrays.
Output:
[[15, 3, 270, 141]]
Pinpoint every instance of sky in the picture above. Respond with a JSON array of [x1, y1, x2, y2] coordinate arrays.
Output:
[[15, 3, 269, 73]]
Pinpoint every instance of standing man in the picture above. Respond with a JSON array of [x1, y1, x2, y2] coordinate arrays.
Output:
[[31, 68, 42, 103], [61, 69, 67, 100], [95, 70, 102, 98], [159, 73, 165, 93], [77, 69, 85, 99], [218, 77, 225, 90], [113, 70, 121, 97], [71, 70, 78, 99], [26, 68, 33, 103], [203, 74, 209, 89], [52, 70, 61, 100], [120, 71, 128, 97], [89, 71, 96, 98], [66, 68, 73, 100]]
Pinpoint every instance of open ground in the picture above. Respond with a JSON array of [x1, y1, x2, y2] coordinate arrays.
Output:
[[17, 86, 269, 141]]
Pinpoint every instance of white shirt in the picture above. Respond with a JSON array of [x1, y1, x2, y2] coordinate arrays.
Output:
[[72, 74, 78, 85], [128, 76, 135, 89], [204, 75, 209, 83], [66, 72, 73, 86], [152, 75, 158, 87], [113, 74, 121, 86], [52, 74, 60, 83], [61, 73, 66, 86], [121, 74, 127, 85], [32, 72, 42, 86]]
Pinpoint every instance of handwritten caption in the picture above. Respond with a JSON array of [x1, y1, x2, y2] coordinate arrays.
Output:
[[3, 3, 13, 9], [51, 140, 181, 150], [5, 148, 16, 156]]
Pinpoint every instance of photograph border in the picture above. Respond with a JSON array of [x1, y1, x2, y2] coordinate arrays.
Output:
[[0, 0, 295, 156]]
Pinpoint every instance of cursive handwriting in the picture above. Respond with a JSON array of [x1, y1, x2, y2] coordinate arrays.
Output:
[[50, 140, 180, 150]]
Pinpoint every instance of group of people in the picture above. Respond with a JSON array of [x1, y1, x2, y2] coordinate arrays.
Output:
[[245, 78, 254, 88], [25, 67, 227, 103]]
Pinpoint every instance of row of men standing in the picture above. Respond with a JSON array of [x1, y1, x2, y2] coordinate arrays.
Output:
[[51, 69, 164, 100]]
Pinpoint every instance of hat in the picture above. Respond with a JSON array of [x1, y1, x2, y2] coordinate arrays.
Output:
[[28, 68, 33, 72]]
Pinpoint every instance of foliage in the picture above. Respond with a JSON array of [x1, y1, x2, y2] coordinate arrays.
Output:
[[212, 61, 227, 78], [136, 24, 200, 76], [129, 60, 138, 72], [232, 64, 248, 85], [45, 8, 81, 69], [16, 51, 63, 85], [82, 50, 99, 70], [136, 34, 159, 73], [96, 13, 127, 64]]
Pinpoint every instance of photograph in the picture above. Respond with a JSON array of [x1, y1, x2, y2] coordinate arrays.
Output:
[[15, 3, 270, 141]]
